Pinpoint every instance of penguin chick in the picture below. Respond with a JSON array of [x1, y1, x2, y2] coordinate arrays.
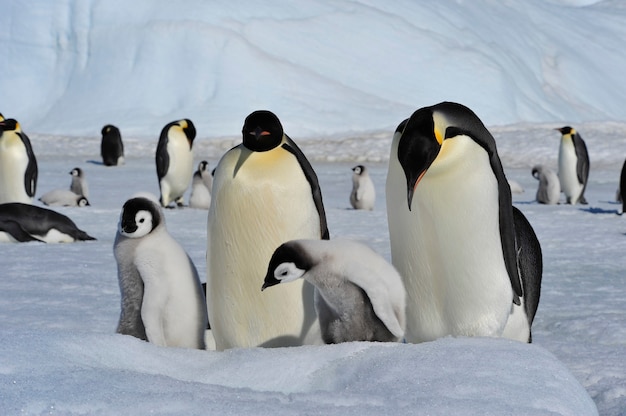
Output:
[[556, 126, 589, 205], [155, 119, 196, 208], [532, 165, 560, 205], [189, 161, 211, 210], [114, 196, 208, 349], [69, 167, 89, 198], [350, 165, 376, 210], [263, 239, 405, 344], [39, 190, 90, 207], [101, 124, 124, 166]]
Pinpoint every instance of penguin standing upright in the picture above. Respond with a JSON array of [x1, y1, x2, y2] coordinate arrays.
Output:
[[114, 195, 208, 349], [350, 165, 376, 210], [69, 167, 89, 198], [189, 161, 212, 210], [100, 125, 124, 166], [0, 118, 37, 204], [556, 126, 589, 205], [207, 110, 328, 350], [618, 158, 626, 215], [262, 238, 406, 344], [155, 119, 196, 208], [386, 102, 542, 344], [532, 165, 560, 205]]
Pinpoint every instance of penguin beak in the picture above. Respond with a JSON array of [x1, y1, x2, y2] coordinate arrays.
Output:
[[261, 275, 280, 291], [254, 127, 271, 140]]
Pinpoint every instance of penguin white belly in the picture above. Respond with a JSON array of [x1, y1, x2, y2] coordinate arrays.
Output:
[[207, 147, 319, 350], [388, 137, 513, 343], [134, 231, 205, 349], [0, 232, 19, 243], [161, 137, 193, 204], [37, 229, 76, 243], [0, 142, 30, 204], [351, 179, 375, 210], [189, 182, 211, 209], [558, 141, 583, 203]]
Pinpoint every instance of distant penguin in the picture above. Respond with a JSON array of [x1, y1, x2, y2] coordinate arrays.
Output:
[[188, 161, 212, 210], [350, 165, 376, 210], [556, 126, 589, 205], [0, 202, 95, 243], [262, 239, 406, 344], [207, 110, 328, 350], [155, 119, 196, 208], [101, 124, 124, 166], [39, 190, 90, 207], [69, 167, 89, 198], [616, 160, 626, 215], [386, 102, 542, 344], [532, 165, 560, 205], [0, 118, 38, 204], [114, 196, 208, 349]]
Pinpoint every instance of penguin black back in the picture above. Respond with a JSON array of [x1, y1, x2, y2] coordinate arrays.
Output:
[[101, 124, 124, 166]]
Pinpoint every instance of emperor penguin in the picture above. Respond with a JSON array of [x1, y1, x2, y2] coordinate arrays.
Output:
[[350, 165, 376, 210], [0, 202, 95, 243], [386, 101, 542, 344], [618, 158, 626, 215], [532, 165, 560, 205], [101, 124, 124, 166], [155, 119, 196, 208], [188, 161, 212, 210], [69, 167, 89, 198], [207, 110, 329, 350], [38, 190, 90, 207], [556, 126, 589, 205], [114, 195, 208, 349], [0, 118, 38, 204], [262, 239, 406, 344]]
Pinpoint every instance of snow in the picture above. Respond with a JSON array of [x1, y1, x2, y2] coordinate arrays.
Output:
[[1, 1, 626, 415]]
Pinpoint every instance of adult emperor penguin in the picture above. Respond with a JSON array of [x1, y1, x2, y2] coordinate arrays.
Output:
[[556, 126, 589, 205], [69, 167, 89, 198], [207, 110, 328, 350], [155, 119, 196, 208], [0, 202, 95, 243], [101, 124, 124, 166], [188, 161, 212, 209], [114, 195, 208, 349], [350, 165, 376, 210], [386, 101, 542, 344], [618, 158, 626, 215], [0, 118, 38, 204], [262, 239, 405, 344], [532, 165, 560, 205]]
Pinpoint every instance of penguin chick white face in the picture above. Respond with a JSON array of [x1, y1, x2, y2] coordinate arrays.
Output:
[[352, 165, 364, 175], [262, 242, 313, 290], [242, 110, 284, 152], [118, 197, 162, 238], [70, 167, 82, 177]]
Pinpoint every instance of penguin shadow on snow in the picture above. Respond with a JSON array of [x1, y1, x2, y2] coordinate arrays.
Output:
[[579, 206, 621, 215]]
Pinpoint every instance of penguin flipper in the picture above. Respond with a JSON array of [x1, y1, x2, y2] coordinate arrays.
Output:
[[155, 133, 170, 181], [573, 134, 590, 186], [0, 219, 42, 242], [282, 137, 329, 240], [512, 206, 542, 325], [20, 132, 38, 197]]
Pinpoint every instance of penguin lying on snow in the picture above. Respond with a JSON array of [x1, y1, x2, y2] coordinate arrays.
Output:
[[39, 167, 90, 207], [0, 202, 96, 243], [386, 101, 542, 344], [0, 118, 38, 204], [350, 165, 376, 210], [156, 119, 196, 208], [114, 195, 208, 349], [263, 239, 406, 344], [207, 110, 328, 350], [556, 126, 589, 205]]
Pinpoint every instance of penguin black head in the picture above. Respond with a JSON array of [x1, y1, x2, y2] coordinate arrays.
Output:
[[396, 102, 495, 210], [262, 241, 315, 291], [198, 160, 209, 172], [242, 110, 284, 152], [556, 126, 574, 135], [101, 124, 119, 136], [70, 167, 83, 177], [77, 197, 90, 207], [119, 197, 162, 238], [0, 118, 19, 133], [352, 165, 365, 175]]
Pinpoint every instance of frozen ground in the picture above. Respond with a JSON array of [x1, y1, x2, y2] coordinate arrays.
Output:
[[0, 123, 624, 415]]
